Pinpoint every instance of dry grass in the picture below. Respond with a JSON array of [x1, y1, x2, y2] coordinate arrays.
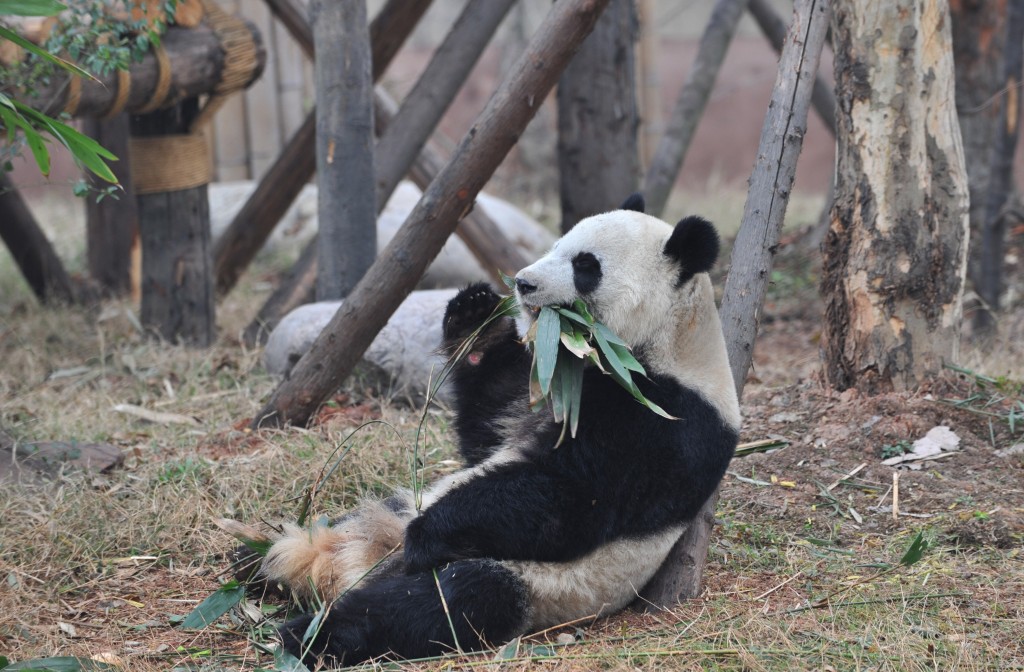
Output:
[[2, 191, 1023, 671]]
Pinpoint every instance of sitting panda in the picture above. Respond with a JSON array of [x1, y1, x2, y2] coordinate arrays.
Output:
[[253, 194, 740, 667]]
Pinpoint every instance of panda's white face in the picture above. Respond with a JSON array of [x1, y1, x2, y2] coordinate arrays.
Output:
[[514, 210, 681, 348]]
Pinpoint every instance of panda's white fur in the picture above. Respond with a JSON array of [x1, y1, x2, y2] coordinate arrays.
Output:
[[240, 197, 739, 667]]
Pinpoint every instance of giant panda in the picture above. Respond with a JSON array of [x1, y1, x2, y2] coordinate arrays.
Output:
[[253, 194, 741, 667]]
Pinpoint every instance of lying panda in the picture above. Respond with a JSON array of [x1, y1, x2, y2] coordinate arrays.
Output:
[[254, 195, 740, 667]]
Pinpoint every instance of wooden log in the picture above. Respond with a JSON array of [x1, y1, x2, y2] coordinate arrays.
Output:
[[251, 0, 613, 429], [374, 0, 517, 206], [557, 0, 639, 232], [132, 102, 215, 346], [83, 115, 140, 298], [975, 0, 1024, 332], [18, 23, 265, 119], [640, 0, 830, 607], [313, 0, 376, 300], [748, 0, 836, 137], [213, 0, 432, 297], [0, 174, 76, 304], [642, 0, 749, 218]]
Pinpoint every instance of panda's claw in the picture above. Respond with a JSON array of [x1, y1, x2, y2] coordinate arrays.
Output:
[[443, 282, 505, 342]]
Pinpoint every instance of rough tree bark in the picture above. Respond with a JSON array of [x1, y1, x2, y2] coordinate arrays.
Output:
[[821, 0, 970, 392], [976, 0, 1024, 331], [556, 0, 639, 232], [312, 0, 376, 300], [641, 0, 831, 607], [252, 0, 613, 429]]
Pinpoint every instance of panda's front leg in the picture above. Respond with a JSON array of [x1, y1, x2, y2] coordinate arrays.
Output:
[[403, 463, 602, 573], [442, 283, 531, 465]]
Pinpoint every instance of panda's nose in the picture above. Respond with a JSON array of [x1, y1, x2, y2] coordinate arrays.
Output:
[[515, 277, 538, 296]]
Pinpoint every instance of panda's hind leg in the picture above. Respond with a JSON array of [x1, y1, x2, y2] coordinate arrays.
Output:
[[443, 284, 531, 465], [280, 559, 529, 668]]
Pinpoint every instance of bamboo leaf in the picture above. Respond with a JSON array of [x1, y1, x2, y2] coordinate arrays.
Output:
[[554, 306, 594, 328], [0, 106, 49, 175], [899, 530, 929, 567], [0, 25, 93, 80], [180, 580, 245, 629], [534, 307, 560, 396], [273, 648, 309, 672], [593, 321, 628, 347], [566, 354, 584, 437], [0, 0, 67, 16], [559, 327, 593, 359], [608, 341, 645, 374], [571, 299, 594, 324]]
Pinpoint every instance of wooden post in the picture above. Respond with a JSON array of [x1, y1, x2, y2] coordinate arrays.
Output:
[[374, 0, 517, 207], [640, 0, 830, 607], [748, 0, 836, 137], [557, 0, 639, 232], [252, 0, 613, 429], [312, 0, 376, 300], [83, 115, 140, 298], [131, 101, 215, 346], [0, 174, 76, 304], [976, 0, 1024, 331], [642, 0, 749, 218], [212, 0, 433, 297], [241, 91, 534, 347]]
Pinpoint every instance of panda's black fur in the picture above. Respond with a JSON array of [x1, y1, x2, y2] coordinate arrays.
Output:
[[264, 194, 739, 667]]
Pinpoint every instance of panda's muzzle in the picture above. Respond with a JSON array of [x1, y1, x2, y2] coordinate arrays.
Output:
[[515, 277, 538, 296]]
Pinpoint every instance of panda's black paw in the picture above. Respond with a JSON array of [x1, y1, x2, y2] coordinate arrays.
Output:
[[443, 282, 505, 342], [280, 612, 367, 668], [403, 515, 460, 574]]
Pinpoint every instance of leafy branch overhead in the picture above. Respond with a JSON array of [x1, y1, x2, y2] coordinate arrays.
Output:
[[0, 0, 176, 182]]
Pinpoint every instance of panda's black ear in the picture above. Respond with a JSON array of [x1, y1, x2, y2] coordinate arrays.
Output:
[[664, 215, 719, 285], [619, 192, 645, 213]]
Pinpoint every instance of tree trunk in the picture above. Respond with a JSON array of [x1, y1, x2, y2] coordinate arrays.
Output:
[[640, 0, 831, 607], [83, 115, 140, 298], [0, 174, 76, 304], [252, 0, 613, 429], [641, 0, 749, 218], [557, 0, 639, 232], [821, 0, 970, 392], [949, 0, 1007, 322], [312, 0, 376, 300], [976, 0, 1024, 331], [131, 102, 215, 346]]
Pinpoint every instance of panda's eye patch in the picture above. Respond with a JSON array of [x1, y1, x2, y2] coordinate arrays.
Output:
[[572, 252, 602, 294]]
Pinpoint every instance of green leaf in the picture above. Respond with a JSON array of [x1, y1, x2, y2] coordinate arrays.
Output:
[[273, 648, 308, 672], [8, 99, 118, 182], [564, 353, 584, 437], [239, 536, 272, 557], [0, 0, 66, 17], [608, 341, 645, 374], [499, 271, 517, 292], [180, 580, 245, 629], [558, 326, 593, 359], [571, 299, 594, 324], [0, 105, 50, 176], [534, 306, 561, 396], [0, 25, 93, 80], [2, 658, 115, 671], [593, 322, 628, 347], [899, 530, 929, 567], [0, 655, 8, 669], [553, 306, 593, 328], [494, 636, 521, 661]]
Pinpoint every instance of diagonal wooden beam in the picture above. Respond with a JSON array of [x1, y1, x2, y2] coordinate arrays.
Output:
[[252, 0, 612, 429], [212, 0, 433, 297]]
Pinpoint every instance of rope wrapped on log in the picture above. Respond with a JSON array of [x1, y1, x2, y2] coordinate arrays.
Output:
[[190, 0, 261, 128], [130, 133, 212, 194]]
